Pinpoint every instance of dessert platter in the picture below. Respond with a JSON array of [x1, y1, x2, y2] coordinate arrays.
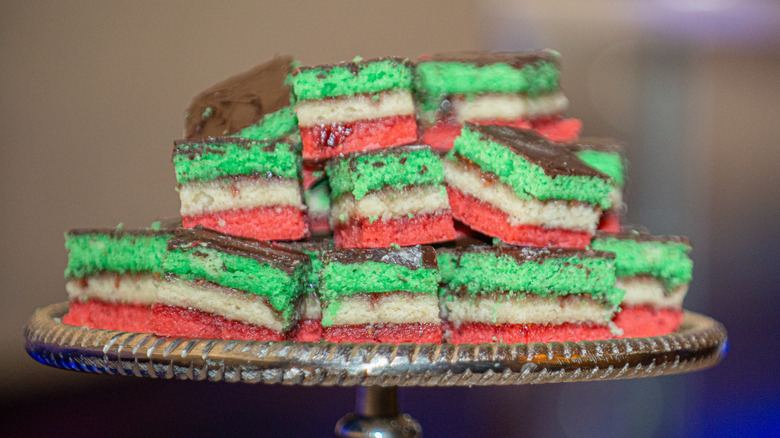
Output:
[[26, 51, 727, 437]]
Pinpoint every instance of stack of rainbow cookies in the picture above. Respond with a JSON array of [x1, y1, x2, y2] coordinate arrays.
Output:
[[62, 50, 693, 345]]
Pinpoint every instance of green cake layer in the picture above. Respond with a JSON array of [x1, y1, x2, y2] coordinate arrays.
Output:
[[292, 57, 413, 101], [437, 247, 623, 306], [276, 238, 334, 293], [574, 150, 625, 188], [449, 124, 613, 208], [163, 229, 311, 316], [590, 231, 693, 290], [173, 137, 301, 184], [231, 107, 299, 141], [327, 146, 444, 201], [304, 178, 331, 215], [414, 52, 561, 115], [319, 247, 440, 299], [65, 226, 172, 278]]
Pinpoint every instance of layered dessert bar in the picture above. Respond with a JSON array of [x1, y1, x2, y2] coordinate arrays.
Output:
[[591, 230, 693, 338], [304, 178, 331, 236], [568, 137, 627, 232], [437, 245, 623, 344], [414, 50, 581, 151], [184, 55, 298, 140], [173, 136, 308, 241], [319, 246, 442, 343], [444, 124, 613, 248], [327, 145, 456, 248], [151, 228, 311, 340], [62, 223, 173, 332], [292, 57, 418, 160], [276, 237, 334, 342]]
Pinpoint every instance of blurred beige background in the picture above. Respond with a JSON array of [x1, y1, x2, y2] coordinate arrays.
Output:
[[3, 1, 779, 436]]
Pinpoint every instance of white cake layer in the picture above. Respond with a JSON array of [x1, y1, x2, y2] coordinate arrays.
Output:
[[331, 185, 450, 225], [66, 274, 157, 306], [179, 176, 303, 216], [452, 92, 569, 124], [442, 292, 616, 326], [323, 292, 440, 326], [156, 278, 301, 332], [617, 276, 688, 308], [608, 188, 623, 212], [443, 158, 600, 232], [301, 293, 322, 320], [296, 90, 414, 126]]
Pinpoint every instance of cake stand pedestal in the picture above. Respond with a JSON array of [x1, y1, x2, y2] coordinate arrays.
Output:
[[25, 302, 727, 437]]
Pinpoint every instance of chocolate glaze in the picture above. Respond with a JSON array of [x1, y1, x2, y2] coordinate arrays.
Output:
[[437, 244, 615, 264], [594, 229, 691, 246], [567, 137, 625, 153], [418, 49, 560, 69], [466, 123, 608, 179], [275, 236, 334, 254], [323, 245, 437, 270], [184, 56, 294, 139], [173, 136, 295, 160], [169, 227, 309, 274], [324, 145, 433, 172], [67, 221, 178, 238], [293, 57, 413, 76]]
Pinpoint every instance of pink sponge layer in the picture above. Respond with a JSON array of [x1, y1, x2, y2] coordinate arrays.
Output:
[[422, 117, 582, 151], [447, 187, 592, 249], [286, 319, 324, 342], [323, 323, 442, 344], [333, 212, 457, 248], [613, 305, 683, 339], [183, 206, 309, 242], [444, 321, 613, 344], [300, 115, 417, 160], [63, 300, 152, 333], [150, 304, 284, 341]]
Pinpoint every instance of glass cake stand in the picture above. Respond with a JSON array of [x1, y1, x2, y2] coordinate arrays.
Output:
[[25, 302, 727, 437]]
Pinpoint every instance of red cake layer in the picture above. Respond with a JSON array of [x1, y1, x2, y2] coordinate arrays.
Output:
[[286, 319, 324, 342], [300, 115, 417, 160], [333, 212, 457, 248], [182, 206, 309, 241], [444, 321, 613, 344], [613, 305, 683, 339], [63, 300, 152, 333], [447, 187, 592, 249], [309, 214, 331, 237], [323, 323, 442, 344], [422, 117, 581, 151], [597, 210, 621, 233], [150, 304, 283, 341]]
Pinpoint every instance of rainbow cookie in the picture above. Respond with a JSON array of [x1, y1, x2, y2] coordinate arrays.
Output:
[[319, 246, 442, 343], [184, 55, 298, 141], [444, 124, 613, 248], [151, 228, 311, 340], [414, 50, 581, 151], [304, 178, 332, 237], [292, 57, 418, 160], [173, 136, 308, 241], [568, 138, 627, 232], [327, 145, 456, 248], [591, 230, 693, 338], [62, 223, 174, 333], [437, 245, 623, 344]]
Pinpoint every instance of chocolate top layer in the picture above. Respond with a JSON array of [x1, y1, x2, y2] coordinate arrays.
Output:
[[324, 145, 433, 171], [323, 246, 437, 270], [168, 227, 309, 274], [275, 237, 334, 254], [67, 221, 178, 238], [438, 245, 615, 264], [293, 57, 412, 76], [184, 56, 294, 139], [173, 136, 294, 159], [466, 123, 607, 179], [594, 229, 691, 246], [419, 49, 559, 68], [567, 137, 625, 153]]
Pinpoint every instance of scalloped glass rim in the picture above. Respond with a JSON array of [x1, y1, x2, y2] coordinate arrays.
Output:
[[25, 302, 727, 387]]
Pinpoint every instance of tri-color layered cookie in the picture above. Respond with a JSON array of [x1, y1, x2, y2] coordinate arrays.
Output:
[[444, 124, 613, 248], [173, 136, 308, 241], [304, 177, 332, 236], [327, 145, 456, 248], [414, 50, 581, 151], [151, 228, 311, 340], [184, 55, 298, 140], [292, 57, 418, 160], [62, 223, 173, 333], [275, 237, 334, 342], [568, 137, 627, 232], [437, 245, 623, 344], [591, 230, 693, 338], [319, 246, 442, 343]]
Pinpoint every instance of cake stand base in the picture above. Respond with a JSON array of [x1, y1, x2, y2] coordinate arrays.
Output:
[[335, 386, 421, 438]]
